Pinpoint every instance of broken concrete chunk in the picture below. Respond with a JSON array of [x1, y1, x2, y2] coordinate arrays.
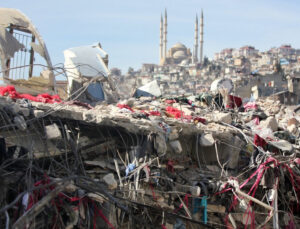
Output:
[[45, 123, 61, 139], [168, 129, 179, 141], [169, 140, 182, 154], [287, 124, 297, 135], [64, 183, 78, 193], [40, 69, 54, 85], [103, 173, 118, 190], [87, 193, 104, 203], [200, 133, 215, 147], [269, 140, 293, 152], [154, 134, 167, 155], [33, 109, 45, 118], [190, 186, 201, 196], [214, 112, 232, 124], [19, 107, 30, 117], [126, 98, 135, 107], [259, 116, 278, 132], [14, 115, 27, 130], [7, 103, 20, 114], [287, 118, 299, 127], [120, 98, 135, 107]]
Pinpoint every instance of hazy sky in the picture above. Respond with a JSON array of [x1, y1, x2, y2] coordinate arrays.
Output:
[[2, 0, 300, 72]]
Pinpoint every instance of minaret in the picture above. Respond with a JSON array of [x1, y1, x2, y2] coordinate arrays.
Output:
[[163, 9, 168, 58], [193, 14, 199, 64], [199, 10, 204, 64], [159, 14, 163, 62]]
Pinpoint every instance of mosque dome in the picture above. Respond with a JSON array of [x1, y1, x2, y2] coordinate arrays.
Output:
[[173, 50, 186, 59], [172, 42, 187, 51]]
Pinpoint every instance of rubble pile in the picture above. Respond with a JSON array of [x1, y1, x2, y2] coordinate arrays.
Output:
[[0, 89, 300, 228]]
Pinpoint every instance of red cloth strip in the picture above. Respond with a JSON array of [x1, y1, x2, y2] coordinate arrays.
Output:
[[0, 85, 61, 103], [93, 201, 116, 229]]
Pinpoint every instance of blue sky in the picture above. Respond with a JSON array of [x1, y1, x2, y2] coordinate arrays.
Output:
[[2, 0, 300, 73]]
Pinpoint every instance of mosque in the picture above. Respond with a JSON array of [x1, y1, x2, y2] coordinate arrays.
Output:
[[159, 9, 204, 66]]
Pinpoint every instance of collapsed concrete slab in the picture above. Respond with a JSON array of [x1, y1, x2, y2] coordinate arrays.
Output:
[[0, 91, 299, 228]]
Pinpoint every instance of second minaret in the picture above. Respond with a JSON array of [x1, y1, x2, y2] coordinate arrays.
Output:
[[193, 14, 199, 64], [163, 9, 168, 58], [199, 10, 204, 64]]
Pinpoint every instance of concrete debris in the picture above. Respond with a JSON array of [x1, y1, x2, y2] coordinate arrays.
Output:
[[13, 115, 27, 131], [103, 173, 118, 190], [200, 133, 215, 146], [0, 90, 299, 228], [287, 124, 298, 135], [0, 7, 299, 229], [210, 78, 233, 94], [169, 140, 183, 154], [45, 123, 61, 140], [288, 117, 299, 127], [259, 116, 278, 132], [213, 111, 232, 124]]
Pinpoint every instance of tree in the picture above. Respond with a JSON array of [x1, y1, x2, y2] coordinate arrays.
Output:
[[110, 68, 122, 77], [274, 61, 282, 73], [127, 67, 134, 74], [203, 56, 209, 67]]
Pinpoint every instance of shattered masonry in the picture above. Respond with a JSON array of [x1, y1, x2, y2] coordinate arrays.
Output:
[[0, 7, 300, 229], [1, 89, 300, 228]]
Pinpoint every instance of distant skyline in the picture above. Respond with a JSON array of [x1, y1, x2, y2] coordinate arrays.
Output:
[[2, 0, 300, 72]]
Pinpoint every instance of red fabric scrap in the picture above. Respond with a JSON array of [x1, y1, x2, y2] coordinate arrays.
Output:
[[0, 85, 61, 103], [226, 95, 242, 109], [166, 106, 193, 120], [244, 102, 258, 111], [166, 106, 183, 119], [142, 110, 161, 116], [254, 134, 267, 148], [148, 111, 161, 116], [194, 117, 206, 124], [117, 104, 134, 112], [0, 85, 16, 96]]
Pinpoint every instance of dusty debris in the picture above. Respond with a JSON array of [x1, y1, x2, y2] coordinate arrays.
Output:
[[0, 7, 299, 229], [45, 123, 62, 140], [0, 90, 299, 228], [213, 111, 232, 124], [103, 173, 118, 190], [259, 116, 278, 132]]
